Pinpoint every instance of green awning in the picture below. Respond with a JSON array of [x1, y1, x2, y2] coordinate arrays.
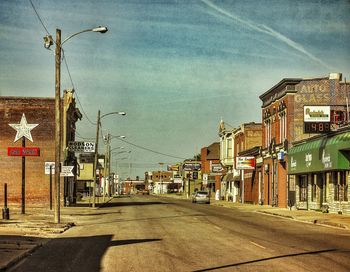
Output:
[[288, 131, 350, 174]]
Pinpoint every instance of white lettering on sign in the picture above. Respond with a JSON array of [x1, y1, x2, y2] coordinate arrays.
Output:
[[291, 157, 297, 169], [322, 150, 332, 168], [60, 166, 74, 177], [68, 141, 95, 153], [45, 162, 55, 175], [305, 153, 312, 168]]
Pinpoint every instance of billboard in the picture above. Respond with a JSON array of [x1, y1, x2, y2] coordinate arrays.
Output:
[[236, 157, 255, 170]]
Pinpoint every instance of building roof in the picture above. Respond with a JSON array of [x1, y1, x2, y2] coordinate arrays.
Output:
[[259, 78, 302, 101], [206, 142, 220, 160]]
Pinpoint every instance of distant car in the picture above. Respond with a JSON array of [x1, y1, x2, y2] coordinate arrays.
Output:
[[142, 189, 150, 195], [191, 191, 210, 204]]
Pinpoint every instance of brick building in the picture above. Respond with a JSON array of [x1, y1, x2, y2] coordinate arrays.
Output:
[[200, 142, 221, 194], [0, 91, 81, 205], [234, 122, 262, 203], [259, 73, 349, 208]]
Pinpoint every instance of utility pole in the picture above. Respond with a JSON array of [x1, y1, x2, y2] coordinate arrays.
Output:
[[54, 29, 61, 224], [93, 110, 100, 208]]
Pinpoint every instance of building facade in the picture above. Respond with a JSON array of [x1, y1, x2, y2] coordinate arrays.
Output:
[[260, 73, 348, 208], [234, 123, 262, 203], [200, 142, 222, 194], [0, 91, 81, 205]]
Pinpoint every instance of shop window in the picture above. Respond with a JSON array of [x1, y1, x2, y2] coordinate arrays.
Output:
[[334, 172, 339, 201], [339, 172, 348, 202], [311, 178, 317, 202], [299, 175, 307, 201], [333, 171, 348, 201]]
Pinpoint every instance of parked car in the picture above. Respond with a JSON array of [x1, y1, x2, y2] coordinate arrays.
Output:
[[191, 191, 210, 204]]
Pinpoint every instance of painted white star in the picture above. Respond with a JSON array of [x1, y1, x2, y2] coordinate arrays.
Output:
[[9, 113, 39, 142]]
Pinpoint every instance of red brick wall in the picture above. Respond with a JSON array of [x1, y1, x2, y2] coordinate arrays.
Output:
[[277, 160, 288, 208], [0, 97, 58, 204]]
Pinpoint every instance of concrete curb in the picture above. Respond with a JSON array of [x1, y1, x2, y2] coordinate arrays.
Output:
[[0, 242, 42, 272]]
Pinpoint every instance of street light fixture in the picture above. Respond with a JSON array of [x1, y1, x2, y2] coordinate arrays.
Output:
[[51, 26, 108, 224], [92, 111, 126, 207]]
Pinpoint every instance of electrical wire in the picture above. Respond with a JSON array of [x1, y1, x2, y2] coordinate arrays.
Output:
[[29, 0, 97, 127], [62, 50, 97, 126], [28, 0, 50, 35], [117, 138, 187, 160]]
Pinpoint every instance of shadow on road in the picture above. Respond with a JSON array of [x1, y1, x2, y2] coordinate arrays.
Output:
[[100, 201, 171, 208], [192, 249, 340, 272], [110, 238, 162, 247], [11, 235, 162, 272], [78, 213, 207, 227]]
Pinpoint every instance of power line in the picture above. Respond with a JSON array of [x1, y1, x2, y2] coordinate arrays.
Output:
[[62, 50, 97, 126], [117, 138, 187, 160], [28, 0, 50, 35], [29, 0, 96, 127]]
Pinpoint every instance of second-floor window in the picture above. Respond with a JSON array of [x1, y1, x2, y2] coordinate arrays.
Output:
[[279, 111, 287, 144], [227, 138, 233, 158], [265, 120, 271, 148]]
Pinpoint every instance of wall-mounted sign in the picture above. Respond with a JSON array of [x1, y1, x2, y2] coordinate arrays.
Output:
[[68, 141, 95, 153], [9, 113, 39, 142], [8, 147, 40, 156], [182, 162, 201, 171], [60, 166, 74, 177], [304, 106, 330, 122], [45, 162, 55, 175], [236, 156, 255, 170], [167, 164, 179, 171], [211, 163, 223, 172]]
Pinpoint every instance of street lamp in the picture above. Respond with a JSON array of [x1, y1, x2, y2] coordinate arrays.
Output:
[[92, 111, 126, 207], [111, 151, 130, 195], [103, 135, 127, 199], [50, 26, 108, 224]]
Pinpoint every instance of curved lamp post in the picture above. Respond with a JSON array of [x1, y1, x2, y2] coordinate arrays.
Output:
[[112, 156, 129, 195], [50, 26, 108, 223], [93, 111, 126, 207]]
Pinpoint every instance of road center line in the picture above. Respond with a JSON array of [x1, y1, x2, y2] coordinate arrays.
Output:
[[214, 226, 221, 230], [250, 241, 266, 249]]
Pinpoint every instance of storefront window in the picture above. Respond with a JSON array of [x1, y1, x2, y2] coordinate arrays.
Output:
[[299, 175, 307, 201], [311, 177, 317, 202], [334, 172, 339, 201], [339, 171, 348, 202], [333, 171, 348, 202]]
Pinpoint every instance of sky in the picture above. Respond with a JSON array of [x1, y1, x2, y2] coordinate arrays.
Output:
[[1, 0, 350, 178]]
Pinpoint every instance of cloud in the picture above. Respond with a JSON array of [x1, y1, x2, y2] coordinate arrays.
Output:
[[201, 0, 333, 70]]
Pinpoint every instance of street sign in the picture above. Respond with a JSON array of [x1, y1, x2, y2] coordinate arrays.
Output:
[[8, 147, 40, 156], [45, 162, 55, 175], [68, 141, 95, 153], [60, 166, 74, 177]]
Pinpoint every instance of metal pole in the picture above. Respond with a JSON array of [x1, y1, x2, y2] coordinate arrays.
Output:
[[4, 183, 8, 209], [54, 28, 61, 223], [49, 165, 53, 210], [92, 110, 100, 208], [21, 137, 25, 214]]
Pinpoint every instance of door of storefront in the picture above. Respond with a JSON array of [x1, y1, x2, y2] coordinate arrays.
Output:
[[317, 173, 324, 209]]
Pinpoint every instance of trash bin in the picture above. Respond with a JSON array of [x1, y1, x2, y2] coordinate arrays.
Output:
[[2, 207, 10, 220]]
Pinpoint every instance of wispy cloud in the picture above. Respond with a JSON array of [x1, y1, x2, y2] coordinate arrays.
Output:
[[201, 0, 332, 70]]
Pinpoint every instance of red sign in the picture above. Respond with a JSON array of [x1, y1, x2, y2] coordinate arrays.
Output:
[[8, 147, 40, 157]]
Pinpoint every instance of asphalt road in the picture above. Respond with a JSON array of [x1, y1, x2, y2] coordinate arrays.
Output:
[[11, 195, 350, 272]]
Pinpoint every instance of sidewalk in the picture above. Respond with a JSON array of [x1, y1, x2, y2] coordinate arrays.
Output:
[[161, 193, 350, 230], [0, 196, 113, 271]]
